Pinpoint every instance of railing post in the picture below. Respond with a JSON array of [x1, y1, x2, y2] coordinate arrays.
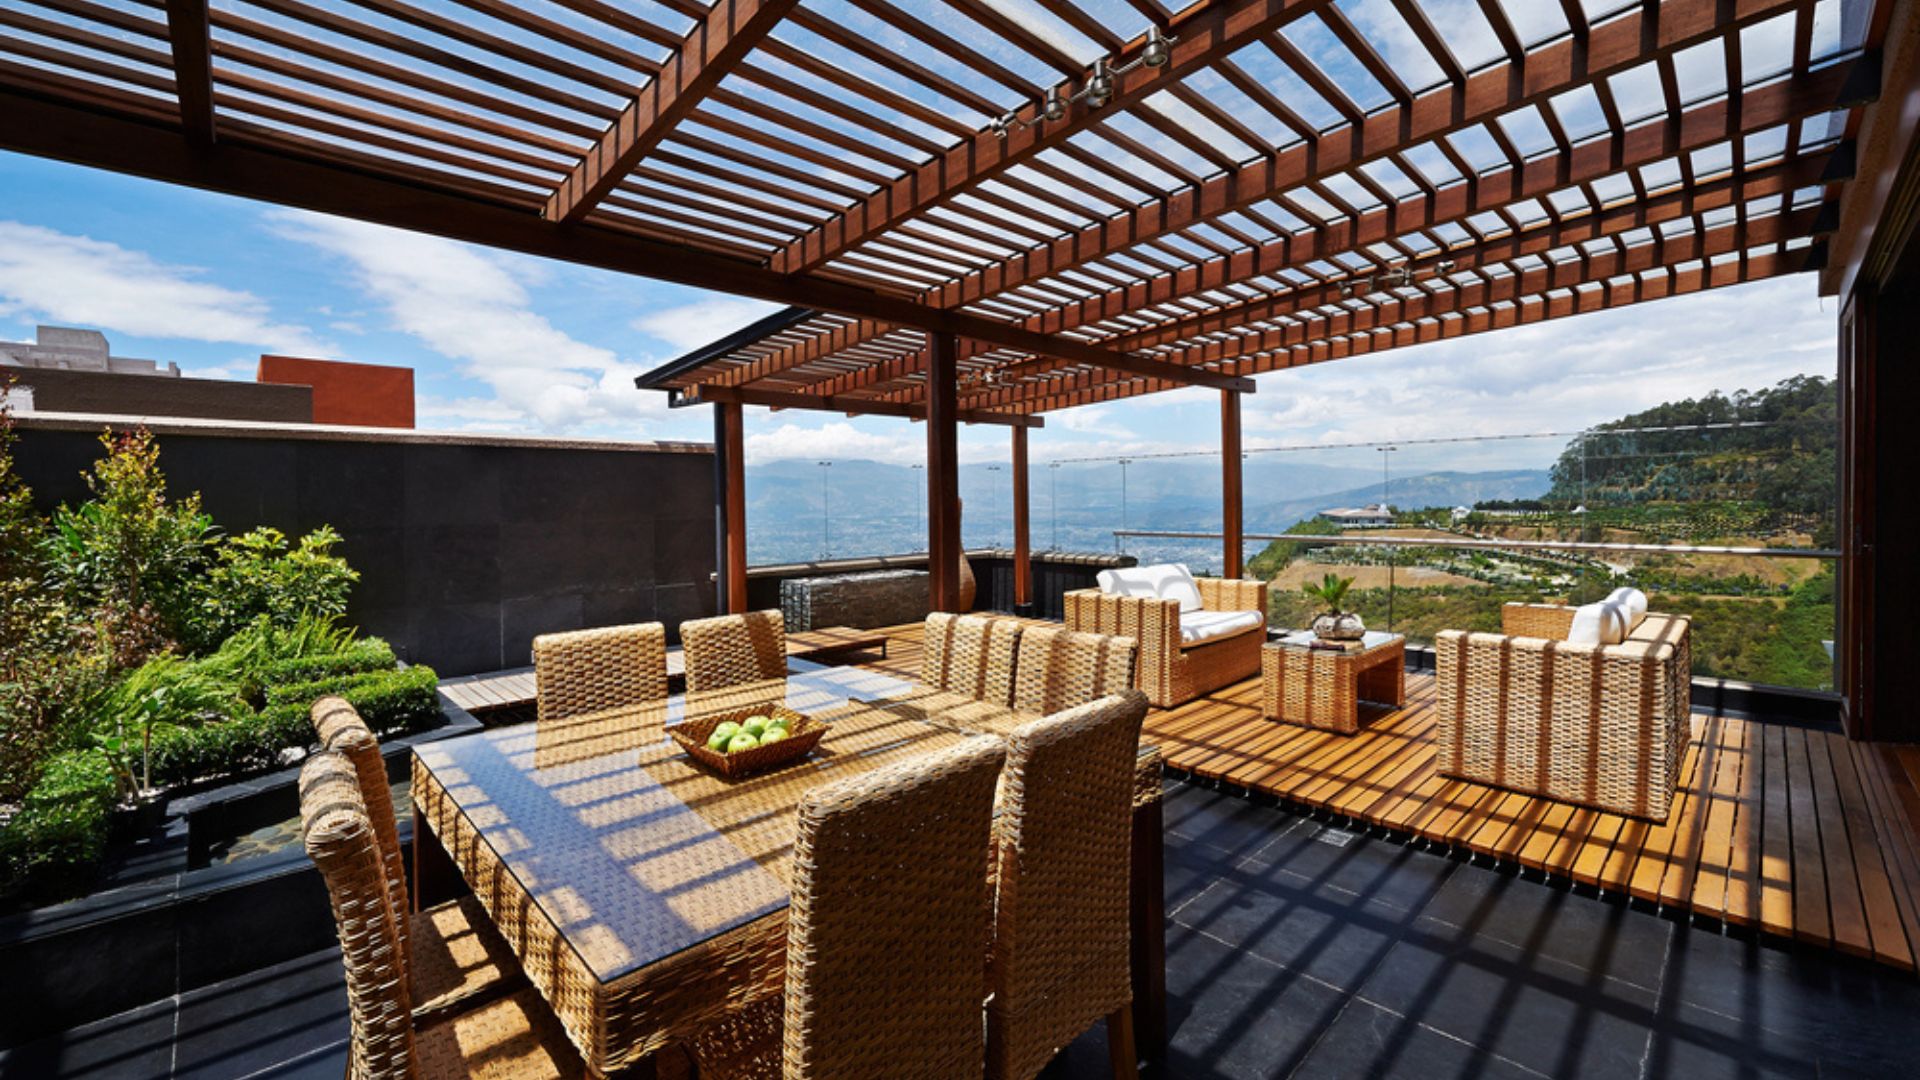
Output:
[[928, 332, 961, 612], [715, 401, 748, 614], [1222, 390, 1243, 577], [1012, 425, 1032, 613]]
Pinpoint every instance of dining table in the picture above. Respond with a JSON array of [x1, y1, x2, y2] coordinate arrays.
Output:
[[411, 660, 1167, 1077]]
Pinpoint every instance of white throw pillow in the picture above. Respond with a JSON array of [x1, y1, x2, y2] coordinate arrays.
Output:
[[1096, 563, 1203, 612], [1567, 601, 1629, 645], [1179, 609, 1264, 644], [1605, 587, 1650, 628]]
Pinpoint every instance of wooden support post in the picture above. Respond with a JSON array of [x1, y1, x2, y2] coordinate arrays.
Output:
[[716, 401, 748, 614], [1012, 425, 1032, 613], [928, 333, 961, 613], [1221, 390, 1244, 578]]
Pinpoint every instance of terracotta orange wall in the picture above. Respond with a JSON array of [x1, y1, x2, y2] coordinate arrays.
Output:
[[257, 355, 415, 428]]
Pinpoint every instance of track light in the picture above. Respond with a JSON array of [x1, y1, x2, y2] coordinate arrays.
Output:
[[1040, 86, 1067, 122], [1081, 58, 1114, 108], [983, 24, 1176, 136], [1141, 26, 1172, 68]]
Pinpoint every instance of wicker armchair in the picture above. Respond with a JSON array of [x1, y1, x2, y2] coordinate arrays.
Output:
[[1435, 603, 1693, 821], [310, 698, 524, 1022], [904, 615, 1138, 738], [1064, 577, 1267, 707], [299, 750, 585, 1079], [988, 691, 1151, 1080], [689, 737, 1009, 1079], [532, 622, 669, 722], [681, 609, 787, 692]]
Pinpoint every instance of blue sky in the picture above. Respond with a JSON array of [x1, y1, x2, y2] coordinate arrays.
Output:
[[0, 150, 1837, 474]]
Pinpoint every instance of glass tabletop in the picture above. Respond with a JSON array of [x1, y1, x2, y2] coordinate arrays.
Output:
[[1270, 629, 1404, 652], [413, 662, 957, 984]]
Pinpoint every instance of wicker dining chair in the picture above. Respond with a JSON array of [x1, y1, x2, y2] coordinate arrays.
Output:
[[681, 609, 788, 693], [531, 621, 670, 722], [1009, 625, 1139, 717], [987, 691, 1151, 1080], [310, 697, 523, 1020], [299, 750, 586, 1080], [690, 737, 1010, 1079]]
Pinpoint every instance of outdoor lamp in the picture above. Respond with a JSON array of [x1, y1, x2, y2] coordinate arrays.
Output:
[[1141, 26, 1172, 67], [1082, 59, 1114, 108]]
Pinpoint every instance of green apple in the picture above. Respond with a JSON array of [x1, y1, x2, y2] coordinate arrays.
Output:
[[767, 714, 791, 730], [713, 720, 741, 741], [705, 729, 732, 752], [742, 714, 770, 738], [757, 725, 788, 745], [726, 732, 759, 753]]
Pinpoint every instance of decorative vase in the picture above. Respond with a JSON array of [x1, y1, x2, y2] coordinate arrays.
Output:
[[1311, 611, 1366, 641]]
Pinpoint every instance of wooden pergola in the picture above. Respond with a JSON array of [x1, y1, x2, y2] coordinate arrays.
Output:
[[2, 0, 1914, 733]]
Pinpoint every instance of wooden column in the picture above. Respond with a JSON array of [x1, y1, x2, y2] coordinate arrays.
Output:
[[1221, 389, 1244, 578], [1012, 425, 1032, 612], [927, 333, 961, 612], [715, 401, 748, 614]]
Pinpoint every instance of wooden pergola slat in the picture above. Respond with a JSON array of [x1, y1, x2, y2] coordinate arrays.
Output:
[[162, 0, 214, 145]]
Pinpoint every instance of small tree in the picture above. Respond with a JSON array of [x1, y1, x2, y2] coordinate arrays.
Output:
[[1299, 572, 1355, 616]]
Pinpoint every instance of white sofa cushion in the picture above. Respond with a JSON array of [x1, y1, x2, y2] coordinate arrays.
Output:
[[1096, 563, 1204, 612], [1567, 601, 1630, 645], [1179, 609, 1265, 645], [1605, 587, 1650, 630]]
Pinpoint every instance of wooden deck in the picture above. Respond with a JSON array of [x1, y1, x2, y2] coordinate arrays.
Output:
[[438, 619, 1920, 973]]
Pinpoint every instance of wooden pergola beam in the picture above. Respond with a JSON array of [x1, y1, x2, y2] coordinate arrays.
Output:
[[0, 87, 1203, 395], [769, 0, 1337, 275], [163, 0, 215, 145], [543, 0, 800, 224], [918, 0, 1837, 315], [682, 383, 1043, 428], [738, 48, 1864, 403], [1002, 246, 1818, 413]]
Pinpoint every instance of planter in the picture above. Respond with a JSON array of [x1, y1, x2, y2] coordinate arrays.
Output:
[[1311, 612, 1367, 641]]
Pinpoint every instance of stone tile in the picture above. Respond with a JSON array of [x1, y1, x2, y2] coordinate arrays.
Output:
[[1287, 998, 1542, 1080], [0, 997, 176, 1080], [1163, 835, 1239, 915], [1051, 923, 1348, 1080], [1416, 866, 1673, 992], [171, 949, 349, 1080], [1173, 858, 1419, 993], [1354, 918, 1657, 1080], [1161, 783, 1300, 861], [1248, 821, 1456, 914]]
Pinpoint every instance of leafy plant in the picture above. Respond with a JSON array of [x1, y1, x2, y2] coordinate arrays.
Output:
[[44, 428, 213, 663], [0, 749, 118, 895], [1299, 572, 1355, 615], [191, 526, 358, 651]]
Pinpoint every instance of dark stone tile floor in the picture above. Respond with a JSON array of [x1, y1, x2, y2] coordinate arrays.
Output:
[[7, 779, 1918, 1079]]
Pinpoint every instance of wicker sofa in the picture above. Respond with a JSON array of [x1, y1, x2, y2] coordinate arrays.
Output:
[[1434, 601, 1693, 821], [1064, 568, 1268, 707], [886, 613, 1138, 737]]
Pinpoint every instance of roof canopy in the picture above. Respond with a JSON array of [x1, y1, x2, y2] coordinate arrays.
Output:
[[0, 0, 1884, 421]]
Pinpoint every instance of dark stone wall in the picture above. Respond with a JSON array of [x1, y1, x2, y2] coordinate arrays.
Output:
[[12, 420, 717, 676], [9, 367, 313, 423]]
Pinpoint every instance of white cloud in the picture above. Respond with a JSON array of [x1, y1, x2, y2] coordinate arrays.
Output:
[[745, 421, 920, 465], [632, 297, 782, 350], [0, 221, 333, 355], [269, 210, 673, 433]]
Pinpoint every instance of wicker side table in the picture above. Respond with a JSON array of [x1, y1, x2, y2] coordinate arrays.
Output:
[[1260, 631, 1406, 734]]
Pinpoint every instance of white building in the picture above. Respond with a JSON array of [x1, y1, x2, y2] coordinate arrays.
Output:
[[0, 326, 181, 377], [1318, 504, 1394, 526]]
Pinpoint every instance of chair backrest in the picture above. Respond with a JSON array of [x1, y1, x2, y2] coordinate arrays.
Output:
[[987, 691, 1149, 1080], [299, 750, 415, 1080], [1010, 625, 1138, 715], [920, 612, 1022, 704], [532, 622, 669, 722], [310, 697, 409, 962], [782, 737, 1007, 1079], [681, 609, 788, 692]]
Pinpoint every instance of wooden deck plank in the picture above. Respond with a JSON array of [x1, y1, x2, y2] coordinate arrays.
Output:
[[1757, 721, 1797, 939], [1831, 738, 1915, 969], [1721, 716, 1763, 927], [1659, 715, 1733, 909], [1782, 727, 1833, 946], [1853, 743, 1920, 970], [1687, 715, 1749, 921], [1813, 730, 1893, 961]]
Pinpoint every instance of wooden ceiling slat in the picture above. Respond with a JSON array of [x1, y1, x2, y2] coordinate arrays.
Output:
[[545, 0, 800, 223], [770, 0, 1338, 275], [161, 0, 213, 144]]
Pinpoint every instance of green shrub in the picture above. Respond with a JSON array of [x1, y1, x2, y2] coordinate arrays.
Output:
[[259, 639, 396, 687], [189, 527, 359, 652], [194, 615, 360, 701], [149, 665, 439, 787], [0, 749, 118, 892]]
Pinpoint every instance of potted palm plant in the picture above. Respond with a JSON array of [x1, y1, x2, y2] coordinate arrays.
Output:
[[1301, 572, 1366, 641]]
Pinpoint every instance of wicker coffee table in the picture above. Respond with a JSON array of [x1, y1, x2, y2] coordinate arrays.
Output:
[[1261, 630, 1406, 734]]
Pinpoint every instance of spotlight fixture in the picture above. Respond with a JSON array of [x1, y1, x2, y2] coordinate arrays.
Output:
[[990, 24, 1177, 137], [1341, 259, 1459, 299]]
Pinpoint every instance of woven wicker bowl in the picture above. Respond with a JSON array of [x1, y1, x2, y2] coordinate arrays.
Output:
[[669, 704, 824, 779]]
